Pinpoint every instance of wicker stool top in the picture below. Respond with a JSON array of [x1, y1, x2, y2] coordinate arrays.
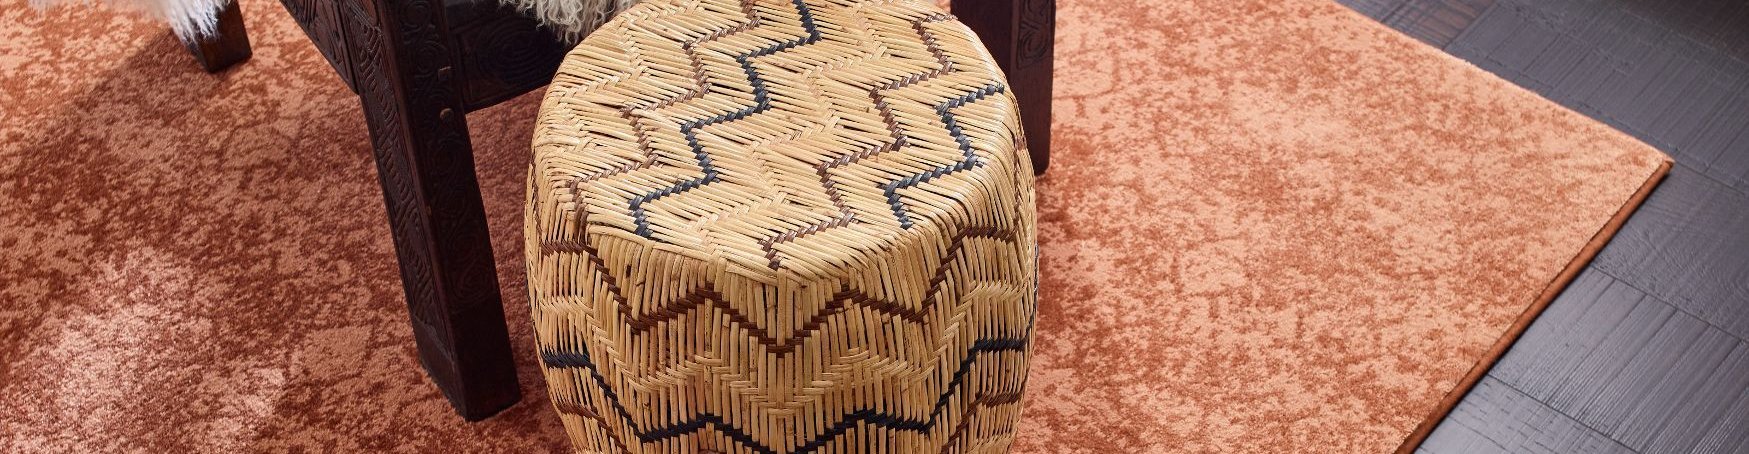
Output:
[[530, 0, 1031, 280]]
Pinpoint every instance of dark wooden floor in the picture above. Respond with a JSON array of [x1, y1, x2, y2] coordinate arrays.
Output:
[[1335, 0, 1749, 452]]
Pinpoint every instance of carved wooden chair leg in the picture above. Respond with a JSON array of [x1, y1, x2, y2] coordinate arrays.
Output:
[[345, 1, 522, 421], [952, 0, 1054, 174], [184, 0, 252, 73]]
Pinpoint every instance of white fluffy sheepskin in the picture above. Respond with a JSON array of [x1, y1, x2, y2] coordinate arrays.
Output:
[[34, 0, 635, 44], [508, 0, 638, 43], [33, 0, 229, 42]]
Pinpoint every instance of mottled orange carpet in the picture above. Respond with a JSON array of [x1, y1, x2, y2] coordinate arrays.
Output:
[[0, 0, 1666, 452]]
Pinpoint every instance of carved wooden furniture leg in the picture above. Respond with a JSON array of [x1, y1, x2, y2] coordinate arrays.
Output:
[[953, 0, 1054, 174], [184, 0, 252, 73], [342, 0, 521, 421]]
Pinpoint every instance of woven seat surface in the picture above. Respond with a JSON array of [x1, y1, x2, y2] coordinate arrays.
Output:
[[524, 0, 1039, 452]]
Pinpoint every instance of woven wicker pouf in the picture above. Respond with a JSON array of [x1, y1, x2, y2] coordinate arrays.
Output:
[[524, 0, 1038, 452]]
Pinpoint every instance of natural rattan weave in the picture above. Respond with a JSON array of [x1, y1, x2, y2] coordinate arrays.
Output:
[[523, 0, 1039, 452]]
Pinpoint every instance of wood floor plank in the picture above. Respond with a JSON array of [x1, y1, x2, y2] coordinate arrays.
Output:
[[1590, 167, 1749, 340], [1688, 93, 1749, 183], [1340, 0, 1492, 47], [1439, 0, 1749, 190], [1344, 0, 1410, 20], [1641, 344, 1749, 453], [1708, 115, 1749, 190], [1454, 268, 1749, 453], [1646, 77, 1731, 156], [1391, 0, 1496, 47], [1519, 281, 1677, 415], [1442, 1, 1515, 57], [1486, 270, 1650, 401], [1593, 325, 1741, 451], [1691, 390, 1749, 454], [1606, 0, 1749, 63], [1417, 378, 1636, 454]]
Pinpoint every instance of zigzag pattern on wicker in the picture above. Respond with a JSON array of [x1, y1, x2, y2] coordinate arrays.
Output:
[[526, 0, 1037, 452]]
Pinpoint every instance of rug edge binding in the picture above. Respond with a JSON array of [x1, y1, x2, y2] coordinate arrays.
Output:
[[1393, 157, 1675, 453]]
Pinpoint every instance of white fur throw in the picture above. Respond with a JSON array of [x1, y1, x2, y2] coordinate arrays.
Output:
[[510, 0, 638, 43], [34, 0, 636, 44], [32, 0, 230, 42]]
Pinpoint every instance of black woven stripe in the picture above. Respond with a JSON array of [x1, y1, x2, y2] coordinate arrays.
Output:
[[629, 0, 823, 238], [884, 84, 1007, 228]]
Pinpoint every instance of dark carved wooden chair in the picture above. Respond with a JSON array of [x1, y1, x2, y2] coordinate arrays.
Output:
[[188, 0, 1054, 420]]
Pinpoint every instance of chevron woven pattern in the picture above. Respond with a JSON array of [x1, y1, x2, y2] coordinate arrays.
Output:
[[524, 0, 1038, 452]]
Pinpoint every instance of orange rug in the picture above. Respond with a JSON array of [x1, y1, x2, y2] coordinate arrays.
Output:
[[1017, 1, 1668, 452], [0, 0, 1665, 452]]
